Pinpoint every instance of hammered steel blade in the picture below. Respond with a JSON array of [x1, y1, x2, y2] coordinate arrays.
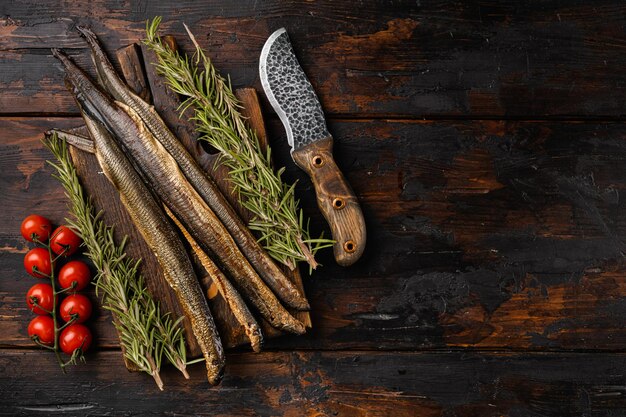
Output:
[[259, 27, 330, 152]]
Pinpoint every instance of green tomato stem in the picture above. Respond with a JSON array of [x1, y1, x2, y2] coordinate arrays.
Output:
[[57, 315, 78, 331], [31, 335, 55, 351], [28, 297, 53, 315], [31, 266, 51, 279]]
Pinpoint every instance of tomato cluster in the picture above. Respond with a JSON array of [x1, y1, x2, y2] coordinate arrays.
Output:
[[21, 214, 94, 360]]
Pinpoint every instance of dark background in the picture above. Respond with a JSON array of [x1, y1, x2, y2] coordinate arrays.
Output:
[[1, 1, 626, 416]]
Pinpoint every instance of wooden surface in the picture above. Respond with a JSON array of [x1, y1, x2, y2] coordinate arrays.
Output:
[[69, 37, 311, 356], [2, 1, 626, 416]]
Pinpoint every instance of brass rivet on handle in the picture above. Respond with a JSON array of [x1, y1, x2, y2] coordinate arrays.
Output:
[[332, 197, 345, 210], [312, 155, 325, 167], [343, 240, 356, 253]]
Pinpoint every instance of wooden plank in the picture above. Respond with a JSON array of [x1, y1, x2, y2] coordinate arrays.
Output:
[[3, 116, 626, 351], [1, 1, 626, 117], [115, 44, 152, 103], [1, 349, 626, 416]]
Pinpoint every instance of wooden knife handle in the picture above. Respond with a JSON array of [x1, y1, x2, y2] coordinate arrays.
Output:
[[292, 136, 366, 266]]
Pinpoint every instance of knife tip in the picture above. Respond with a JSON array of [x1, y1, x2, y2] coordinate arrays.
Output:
[[266, 27, 288, 44], [272, 27, 287, 35]]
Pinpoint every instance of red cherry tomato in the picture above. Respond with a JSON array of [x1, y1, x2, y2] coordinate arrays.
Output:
[[59, 294, 92, 324], [50, 226, 82, 256], [59, 324, 92, 355], [26, 283, 55, 315], [24, 247, 52, 278], [20, 214, 53, 243], [28, 315, 55, 346], [58, 261, 91, 291]]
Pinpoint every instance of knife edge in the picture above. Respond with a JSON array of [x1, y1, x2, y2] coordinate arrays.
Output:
[[259, 27, 295, 149]]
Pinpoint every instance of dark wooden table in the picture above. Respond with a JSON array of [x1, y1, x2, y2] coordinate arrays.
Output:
[[2, 1, 626, 416]]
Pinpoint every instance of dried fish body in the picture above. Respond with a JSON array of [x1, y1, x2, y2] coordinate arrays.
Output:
[[77, 26, 309, 311], [165, 206, 264, 353]]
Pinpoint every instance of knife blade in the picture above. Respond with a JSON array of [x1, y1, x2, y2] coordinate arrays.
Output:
[[259, 28, 366, 266]]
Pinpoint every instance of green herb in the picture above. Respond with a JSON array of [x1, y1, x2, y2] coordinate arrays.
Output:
[[44, 133, 189, 390], [144, 17, 333, 270]]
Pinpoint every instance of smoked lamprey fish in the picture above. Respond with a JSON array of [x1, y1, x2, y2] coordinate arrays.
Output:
[[51, 127, 264, 352], [57, 84, 225, 384], [76, 26, 309, 311], [52, 49, 305, 335]]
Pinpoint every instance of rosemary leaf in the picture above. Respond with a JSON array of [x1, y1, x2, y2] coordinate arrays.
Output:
[[144, 16, 333, 270]]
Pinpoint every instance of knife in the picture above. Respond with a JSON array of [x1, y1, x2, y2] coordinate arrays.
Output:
[[259, 28, 366, 266]]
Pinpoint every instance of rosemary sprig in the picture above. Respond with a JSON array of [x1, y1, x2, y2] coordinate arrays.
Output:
[[144, 17, 333, 270], [44, 133, 189, 389]]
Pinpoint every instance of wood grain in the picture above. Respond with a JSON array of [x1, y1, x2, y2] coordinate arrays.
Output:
[[1, 349, 626, 416], [3, 2, 626, 413], [115, 44, 152, 103], [292, 136, 366, 266], [3, 116, 626, 351], [1, 1, 626, 118]]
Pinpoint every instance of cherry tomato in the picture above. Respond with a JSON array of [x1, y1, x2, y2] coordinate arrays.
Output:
[[28, 315, 55, 346], [59, 324, 92, 355], [26, 283, 55, 315], [50, 225, 82, 256], [20, 214, 53, 243], [59, 294, 92, 324], [58, 261, 91, 291], [24, 247, 52, 278]]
